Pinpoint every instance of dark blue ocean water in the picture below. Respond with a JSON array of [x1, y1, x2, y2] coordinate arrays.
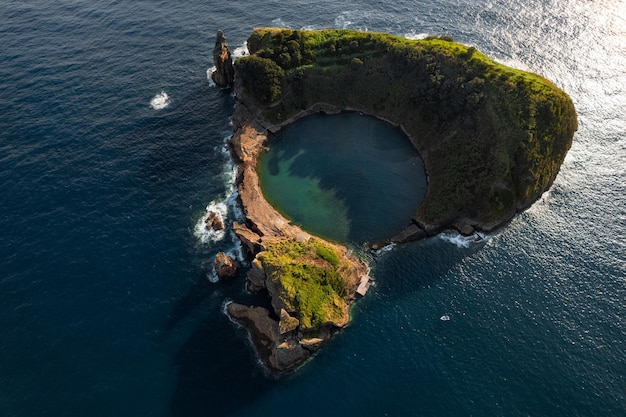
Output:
[[1, 1, 624, 416]]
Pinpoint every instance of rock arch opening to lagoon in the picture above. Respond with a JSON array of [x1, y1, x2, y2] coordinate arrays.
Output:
[[258, 112, 427, 244]]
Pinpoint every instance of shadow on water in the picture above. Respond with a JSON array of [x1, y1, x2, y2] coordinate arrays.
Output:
[[168, 312, 276, 417], [163, 274, 215, 335], [165, 270, 279, 417]]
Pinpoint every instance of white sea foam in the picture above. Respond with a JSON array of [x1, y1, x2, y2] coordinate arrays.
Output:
[[374, 243, 397, 256], [150, 91, 170, 110], [334, 11, 369, 30], [194, 199, 229, 244], [206, 268, 220, 283], [222, 299, 234, 317], [404, 31, 430, 40], [232, 42, 249, 59], [438, 231, 488, 248], [334, 13, 353, 29], [271, 18, 290, 28], [206, 66, 217, 87], [224, 232, 245, 263], [194, 134, 245, 251]]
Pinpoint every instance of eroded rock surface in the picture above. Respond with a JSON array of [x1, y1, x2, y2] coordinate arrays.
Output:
[[205, 210, 224, 231], [227, 303, 312, 373], [213, 252, 237, 280]]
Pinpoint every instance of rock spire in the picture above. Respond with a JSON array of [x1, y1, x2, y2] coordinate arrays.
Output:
[[212, 30, 235, 87]]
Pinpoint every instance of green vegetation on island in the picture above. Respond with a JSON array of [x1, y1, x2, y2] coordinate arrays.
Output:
[[259, 238, 357, 331], [235, 28, 578, 232]]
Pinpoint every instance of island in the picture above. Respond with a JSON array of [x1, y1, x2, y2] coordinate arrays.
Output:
[[216, 28, 578, 374]]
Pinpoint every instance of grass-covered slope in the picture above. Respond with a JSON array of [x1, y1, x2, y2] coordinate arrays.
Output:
[[259, 238, 359, 331], [235, 28, 578, 231]]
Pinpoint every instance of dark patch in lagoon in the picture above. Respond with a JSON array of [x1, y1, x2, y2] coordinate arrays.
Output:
[[258, 112, 427, 245]]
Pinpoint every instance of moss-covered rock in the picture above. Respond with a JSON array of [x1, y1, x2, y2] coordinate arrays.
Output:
[[235, 28, 578, 234], [259, 238, 357, 330]]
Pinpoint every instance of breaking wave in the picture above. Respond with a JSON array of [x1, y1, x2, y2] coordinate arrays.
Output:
[[373, 242, 397, 256], [232, 42, 249, 59], [194, 133, 246, 284], [438, 230, 488, 248]]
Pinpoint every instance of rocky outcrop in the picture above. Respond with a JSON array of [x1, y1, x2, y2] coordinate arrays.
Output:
[[211, 30, 235, 87], [213, 252, 237, 280], [205, 210, 224, 231], [227, 303, 311, 373], [278, 309, 299, 334], [227, 303, 280, 361], [246, 258, 266, 292]]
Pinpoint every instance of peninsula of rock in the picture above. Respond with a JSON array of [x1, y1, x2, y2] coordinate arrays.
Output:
[[220, 28, 577, 375]]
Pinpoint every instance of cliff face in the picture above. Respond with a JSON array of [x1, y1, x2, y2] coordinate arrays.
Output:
[[211, 30, 235, 87], [235, 28, 578, 238]]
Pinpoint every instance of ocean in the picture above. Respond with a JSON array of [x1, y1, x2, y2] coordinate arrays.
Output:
[[1, 1, 624, 416]]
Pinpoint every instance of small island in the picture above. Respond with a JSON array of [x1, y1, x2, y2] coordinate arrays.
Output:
[[218, 28, 577, 374]]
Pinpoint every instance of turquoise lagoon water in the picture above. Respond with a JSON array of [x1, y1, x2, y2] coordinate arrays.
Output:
[[258, 112, 426, 244]]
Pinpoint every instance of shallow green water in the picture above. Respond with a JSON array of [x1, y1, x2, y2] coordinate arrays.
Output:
[[258, 112, 427, 245]]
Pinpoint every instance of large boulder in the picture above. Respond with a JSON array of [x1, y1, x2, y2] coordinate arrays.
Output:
[[213, 252, 237, 280], [205, 210, 224, 231], [227, 303, 279, 350]]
